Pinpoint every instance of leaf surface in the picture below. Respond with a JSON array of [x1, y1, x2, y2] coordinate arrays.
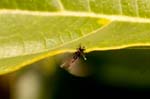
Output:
[[0, 0, 150, 74]]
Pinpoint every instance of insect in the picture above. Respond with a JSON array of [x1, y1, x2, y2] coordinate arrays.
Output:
[[71, 46, 87, 63], [60, 45, 87, 69]]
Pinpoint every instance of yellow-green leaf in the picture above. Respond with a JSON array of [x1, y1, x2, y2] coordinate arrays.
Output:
[[0, 0, 150, 74]]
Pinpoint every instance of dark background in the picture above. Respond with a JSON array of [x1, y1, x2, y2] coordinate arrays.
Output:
[[1, 49, 150, 99]]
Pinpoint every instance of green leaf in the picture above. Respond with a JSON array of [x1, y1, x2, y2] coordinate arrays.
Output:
[[0, 0, 150, 74]]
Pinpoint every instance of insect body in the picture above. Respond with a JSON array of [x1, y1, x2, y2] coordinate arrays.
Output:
[[71, 46, 87, 63], [60, 46, 87, 69]]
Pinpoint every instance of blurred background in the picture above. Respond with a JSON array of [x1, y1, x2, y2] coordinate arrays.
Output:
[[1, 48, 150, 99]]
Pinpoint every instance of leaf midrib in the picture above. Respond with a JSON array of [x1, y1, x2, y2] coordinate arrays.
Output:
[[0, 10, 150, 23]]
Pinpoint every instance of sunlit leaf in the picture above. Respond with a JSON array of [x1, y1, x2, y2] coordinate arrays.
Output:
[[0, 0, 150, 74]]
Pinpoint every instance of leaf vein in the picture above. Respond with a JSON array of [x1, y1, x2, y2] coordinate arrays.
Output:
[[1, 10, 150, 23], [135, 0, 140, 17], [56, 0, 65, 11], [119, 0, 123, 15]]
